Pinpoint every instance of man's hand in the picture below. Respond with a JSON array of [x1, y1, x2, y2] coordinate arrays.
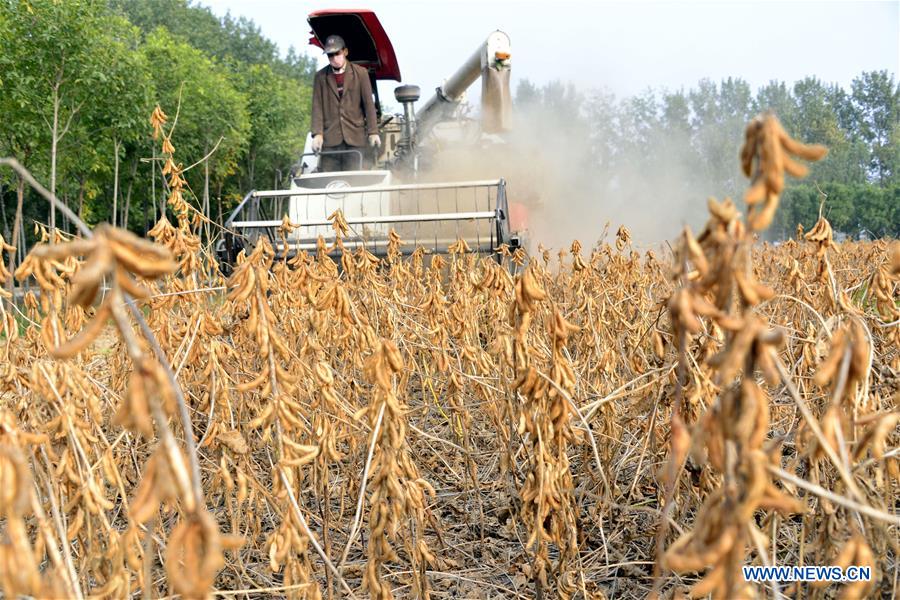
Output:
[[368, 134, 381, 148], [312, 134, 324, 153]]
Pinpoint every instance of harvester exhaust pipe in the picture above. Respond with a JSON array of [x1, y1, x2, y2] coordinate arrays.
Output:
[[415, 30, 511, 140], [394, 84, 421, 157]]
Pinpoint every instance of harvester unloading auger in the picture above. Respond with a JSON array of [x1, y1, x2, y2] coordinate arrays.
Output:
[[218, 9, 527, 266]]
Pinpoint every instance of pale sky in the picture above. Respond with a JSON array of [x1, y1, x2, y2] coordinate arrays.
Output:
[[201, 0, 899, 103]]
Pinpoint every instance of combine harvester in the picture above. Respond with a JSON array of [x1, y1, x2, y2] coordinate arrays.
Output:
[[219, 9, 527, 265]]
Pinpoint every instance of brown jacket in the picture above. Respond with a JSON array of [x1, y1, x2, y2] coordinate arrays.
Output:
[[311, 62, 378, 148]]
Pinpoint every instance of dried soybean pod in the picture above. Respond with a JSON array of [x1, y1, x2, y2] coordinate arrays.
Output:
[[49, 303, 112, 359]]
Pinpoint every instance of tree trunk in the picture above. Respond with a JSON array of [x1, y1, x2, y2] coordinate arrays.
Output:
[[77, 178, 85, 222], [217, 181, 224, 229], [157, 145, 170, 221], [50, 84, 60, 232], [19, 220, 28, 296], [62, 192, 70, 234], [7, 176, 24, 295], [0, 181, 8, 240], [203, 153, 211, 244], [122, 155, 137, 229], [159, 156, 168, 220], [112, 137, 120, 226], [151, 147, 157, 227]]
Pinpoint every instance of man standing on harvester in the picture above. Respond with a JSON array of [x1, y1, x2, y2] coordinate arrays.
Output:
[[310, 35, 381, 172]]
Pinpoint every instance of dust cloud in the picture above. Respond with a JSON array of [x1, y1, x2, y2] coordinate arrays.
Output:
[[415, 90, 713, 254]]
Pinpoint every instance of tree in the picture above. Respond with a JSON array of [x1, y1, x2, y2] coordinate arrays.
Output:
[[776, 185, 820, 238], [689, 77, 753, 198], [2, 0, 115, 231], [219, 12, 280, 67], [515, 78, 540, 107], [789, 77, 848, 184], [583, 88, 620, 179], [235, 63, 311, 193], [77, 15, 154, 227], [110, 0, 315, 83], [140, 27, 250, 222], [661, 90, 692, 135], [888, 185, 900, 236], [849, 71, 900, 184], [660, 89, 705, 210], [110, 0, 226, 57], [620, 89, 660, 156], [755, 80, 797, 132], [280, 47, 318, 82], [0, 1, 43, 280], [852, 184, 892, 237], [818, 182, 854, 234]]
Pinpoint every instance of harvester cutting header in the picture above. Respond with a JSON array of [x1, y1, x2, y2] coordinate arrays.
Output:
[[220, 9, 526, 265]]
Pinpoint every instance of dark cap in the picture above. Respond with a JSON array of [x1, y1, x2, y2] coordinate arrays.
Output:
[[323, 35, 345, 54]]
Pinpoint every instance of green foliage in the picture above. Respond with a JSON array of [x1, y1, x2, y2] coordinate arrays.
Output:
[[235, 63, 311, 191], [0, 4, 42, 164], [0, 0, 112, 164], [109, 0, 316, 79], [0, 0, 157, 240], [66, 15, 154, 223], [1, 0, 316, 253], [850, 70, 900, 184], [141, 27, 250, 183], [755, 80, 797, 131], [110, 0, 255, 62], [777, 183, 900, 239], [111, 0, 314, 211], [89, 16, 155, 145]]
